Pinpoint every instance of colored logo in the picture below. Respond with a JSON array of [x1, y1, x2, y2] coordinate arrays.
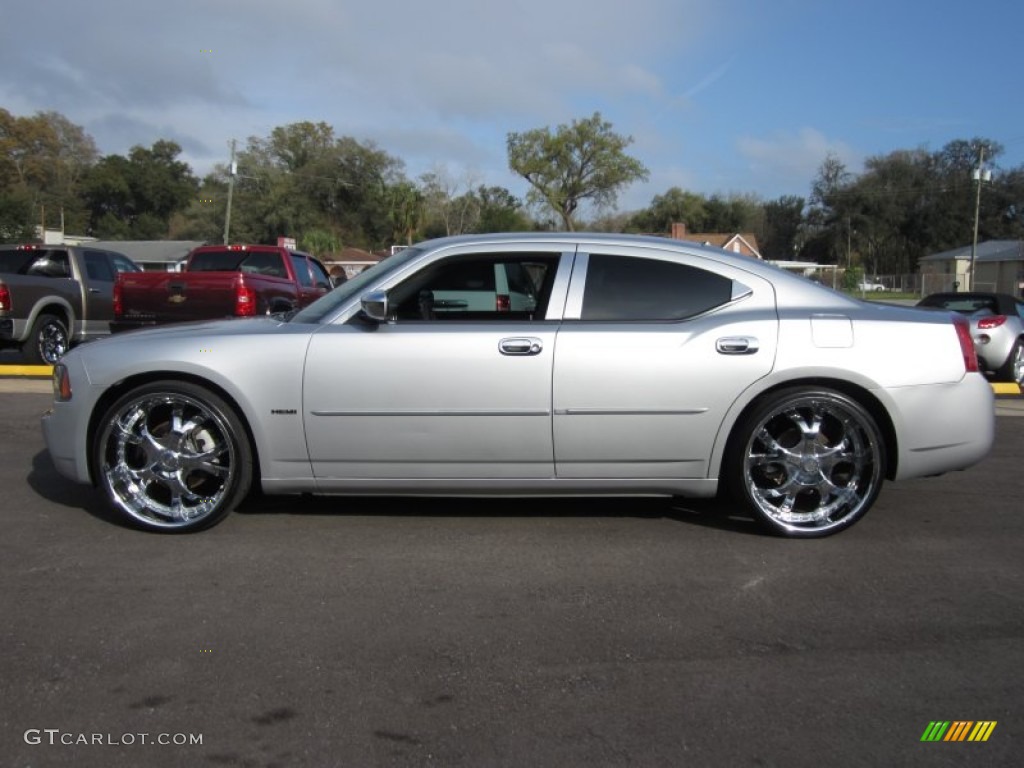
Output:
[[921, 721, 997, 742]]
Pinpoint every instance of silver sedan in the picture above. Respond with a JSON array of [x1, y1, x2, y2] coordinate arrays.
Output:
[[917, 292, 1024, 385], [42, 233, 995, 537]]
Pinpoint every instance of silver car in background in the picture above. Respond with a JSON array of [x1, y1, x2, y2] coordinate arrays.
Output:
[[916, 292, 1024, 385], [42, 233, 995, 538]]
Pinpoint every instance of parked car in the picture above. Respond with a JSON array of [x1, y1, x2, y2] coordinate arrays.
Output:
[[916, 292, 1024, 384], [42, 233, 994, 538], [111, 244, 333, 331], [0, 244, 140, 364], [857, 279, 886, 292]]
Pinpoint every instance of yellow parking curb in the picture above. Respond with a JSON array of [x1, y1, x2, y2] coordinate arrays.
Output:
[[992, 382, 1022, 396], [0, 365, 52, 377]]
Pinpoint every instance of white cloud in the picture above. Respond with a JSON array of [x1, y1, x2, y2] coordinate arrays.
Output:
[[736, 128, 860, 198]]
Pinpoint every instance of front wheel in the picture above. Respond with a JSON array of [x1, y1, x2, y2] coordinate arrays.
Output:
[[93, 382, 253, 532], [724, 387, 885, 538], [24, 313, 69, 365]]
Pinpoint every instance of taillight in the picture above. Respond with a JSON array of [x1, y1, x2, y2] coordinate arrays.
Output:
[[112, 279, 123, 318], [234, 277, 256, 316], [496, 294, 511, 312], [977, 315, 1007, 330], [952, 315, 979, 373], [0, 284, 11, 312]]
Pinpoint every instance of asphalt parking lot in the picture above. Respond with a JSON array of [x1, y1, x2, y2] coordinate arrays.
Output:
[[1, 384, 1022, 767]]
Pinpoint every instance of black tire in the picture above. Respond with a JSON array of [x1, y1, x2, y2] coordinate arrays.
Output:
[[23, 313, 69, 365], [723, 386, 885, 538], [996, 339, 1024, 385], [93, 381, 253, 533]]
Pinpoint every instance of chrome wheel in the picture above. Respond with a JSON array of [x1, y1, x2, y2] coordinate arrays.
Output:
[[28, 314, 69, 365], [96, 384, 251, 531], [1011, 342, 1024, 385], [733, 389, 884, 537]]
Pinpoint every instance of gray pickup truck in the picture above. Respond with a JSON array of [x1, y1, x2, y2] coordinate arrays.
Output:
[[0, 244, 140, 364]]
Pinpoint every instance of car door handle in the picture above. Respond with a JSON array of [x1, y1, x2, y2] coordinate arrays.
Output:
[[499, 337, 543, 356], [716, 336, 759, 355], [88, 287, 101, 293]]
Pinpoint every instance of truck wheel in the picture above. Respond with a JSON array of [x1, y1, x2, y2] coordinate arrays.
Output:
[[24, 313, 69, 365], [93, 381, 253, 533]]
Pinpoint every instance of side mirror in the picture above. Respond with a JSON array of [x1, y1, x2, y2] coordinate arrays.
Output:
[[360, 290, 389, 322]]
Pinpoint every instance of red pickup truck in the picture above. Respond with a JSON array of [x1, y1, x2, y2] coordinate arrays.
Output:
[[112, 244, 333, 331]]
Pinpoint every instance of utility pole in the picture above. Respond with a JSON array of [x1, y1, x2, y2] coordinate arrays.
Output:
[[967, 146, 991, 291], [223, 139, 237, 245]]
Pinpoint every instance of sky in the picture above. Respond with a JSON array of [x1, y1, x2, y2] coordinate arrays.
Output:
[[3, 0, 1023, 217]]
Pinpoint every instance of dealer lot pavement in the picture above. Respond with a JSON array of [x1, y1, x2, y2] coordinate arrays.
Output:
[[2, 392, 1022, 767]]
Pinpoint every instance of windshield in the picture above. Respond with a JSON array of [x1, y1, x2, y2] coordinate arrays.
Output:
[[290, 247, 425, 323]]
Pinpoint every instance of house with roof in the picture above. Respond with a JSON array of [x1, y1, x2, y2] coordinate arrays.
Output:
[[668, 222, 763, 259], [918, 240, 1024, 295]]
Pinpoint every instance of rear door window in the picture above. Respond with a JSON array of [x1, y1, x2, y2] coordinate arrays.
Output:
[[580, 254, 732, 321], [83, 250, 116, 281], [290, 254, 313, 287]]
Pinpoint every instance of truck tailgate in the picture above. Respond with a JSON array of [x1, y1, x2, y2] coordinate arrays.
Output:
[[118, 272, 242, 323]]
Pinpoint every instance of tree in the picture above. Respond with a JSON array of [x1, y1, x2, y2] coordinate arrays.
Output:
[[420, 166, 480, 237], [0, 109, 98, 236], [82, 140, 197, 238], [473, 186, 532, 233], [761, 195, 806, 260], [627, 187, 708, 234], [507, 112, 649, 231]]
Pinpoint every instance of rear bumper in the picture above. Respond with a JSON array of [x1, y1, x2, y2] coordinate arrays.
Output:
[[885, 374, 995, 480], [109, 320, 159, 334], [0, 317, 13, 341]]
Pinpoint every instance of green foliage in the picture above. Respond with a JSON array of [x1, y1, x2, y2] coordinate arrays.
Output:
[[473, 186, 531, 233], [300, 228, 342, 257], [81, 140, 197, 239], [761, 196, 806, 259], [0, 108, 97, 235], [507, 112, 649, 231], [842, 265, 863, 292], [627, 187, 707, 233]]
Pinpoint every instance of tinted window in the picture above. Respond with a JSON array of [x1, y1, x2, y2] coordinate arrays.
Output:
[[25, 250, 71, 278], [581, 254, 732, 321], [83, 250, 115, 281], [239, 252, 288, 278], [919, 295, 998, 314], [309, 259, 332, 290], [110, 253, 141, 273], [290, 254, 313, 287], [189, 249, 250, 271], [0, 250, 34, 274]]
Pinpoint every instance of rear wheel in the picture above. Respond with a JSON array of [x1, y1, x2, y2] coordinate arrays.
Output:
[[93, 381, 253, 532], [23, 313, 69, 365], [724, 387, 885, 537], [997, 339, 1024, 385]]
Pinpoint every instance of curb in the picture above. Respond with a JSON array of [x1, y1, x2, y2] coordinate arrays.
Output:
[[0, 365, 53, 378], [992, 382, 1022, 397]]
